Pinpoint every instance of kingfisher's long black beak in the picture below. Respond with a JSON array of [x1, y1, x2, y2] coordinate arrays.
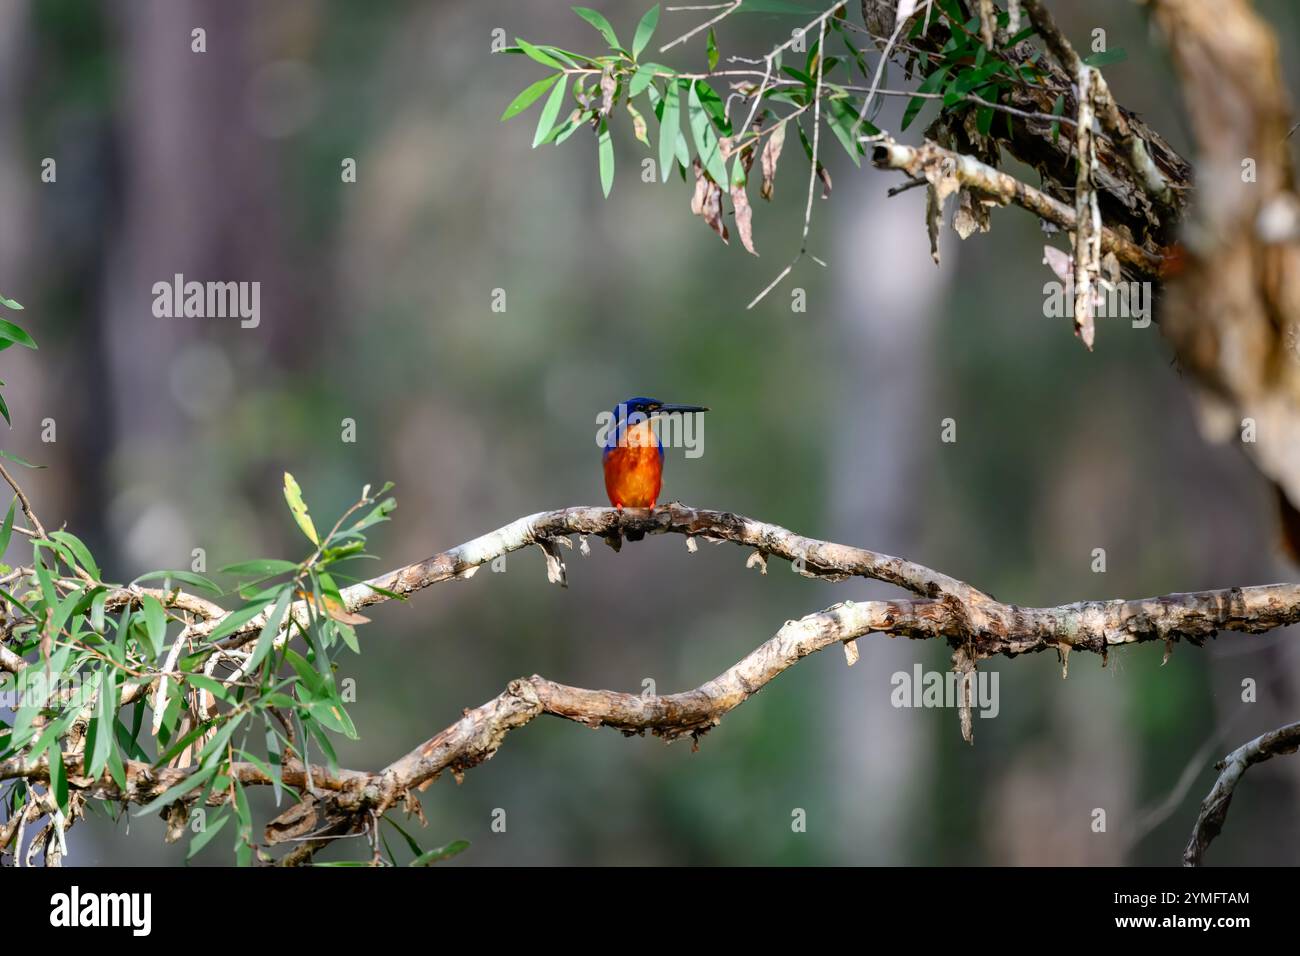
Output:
[[654, 403, 709, 414]]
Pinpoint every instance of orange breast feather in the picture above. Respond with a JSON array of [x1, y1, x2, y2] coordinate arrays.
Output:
[[604, 421, 663, 508]]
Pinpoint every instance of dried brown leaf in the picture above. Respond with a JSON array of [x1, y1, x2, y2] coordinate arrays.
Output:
[[626, 101, 649, 146], [536, 537, 568, 587], [953, 188, 991, 239], [926, 183, 941, 264], [599, 66, 616, 118], [1042, 244, 1073, 282], [691, 159, 729, 244], [760, 122, 786, 201], [731, 181, 757, 255]]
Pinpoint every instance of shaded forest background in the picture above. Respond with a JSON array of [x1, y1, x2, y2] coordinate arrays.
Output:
[[2, 0, 1300, 864]]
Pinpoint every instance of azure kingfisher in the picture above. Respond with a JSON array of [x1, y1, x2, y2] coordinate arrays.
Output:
[[603, 397, 707, 537]]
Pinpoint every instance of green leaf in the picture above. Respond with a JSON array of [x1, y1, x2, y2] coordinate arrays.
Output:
[[284, 648, 325, 696], [282, 472, 319, 546], [49, 530, 100, 581], [33, 556, 56, 610], [313, 860, 371, 867], [237, 583, 288, 605], [48, 741, 68, 814], [553, 108, 590, 145], [0, 293, 21, 310], [90, 588, 107, 633], [384, 816, 425, 857], [139, 594, 167, 658], [597, 119, 615, 197], [0, 497, 15, 558], [951, 63, 998, 96], [1050, 92, 1065, 145], [690, 79, 730, 134], [220, 558, 299, 577], [106, 732, 127, 791], [628, 65, 656, 98], [0, 393, 9, 427], [196, 711, 246, 767], [233, 778, 252, 837], [781, 64, 813, 86], [241, 749, 284, 806], [706, 27, 719, 71], [334, 620, 360, 654], [183, 673, 232, 703], [1005, 25, 1037, 47], [572, 6, 620, 50], [133, 569, 223, 596], [349, 496, 396, 535], [207, 600, 271, 642], [632, 4, 660, 59], [1082, 48, 1126, 68], [0, 449, 42, 468], [411, 840, 471, 866], [936, 0, 966, 26], [533, 73, 569, 147], [88, 672, 118, 779], [0, 318, 35, 350], [0, 585, 35, 622], [824, 97, 862, 165], [658, 79, 682, 183], [187, 811, 231, 859], [309, 697, 357, 739], [515, 38, 564, 69], [46, 584, 83, 643], [303, 714, 340, 772], [500, 73, 561, 121], [688, 81, 728, 185], [533, 46, 581, 69], [247, 587, 293, 672]]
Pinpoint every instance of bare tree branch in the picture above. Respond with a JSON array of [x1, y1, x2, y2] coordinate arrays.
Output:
[[6, 500, 1300, 864], [0, 459, 47, 540], [1184, 720, 1300, 866], [870, 138, 1165, 275]]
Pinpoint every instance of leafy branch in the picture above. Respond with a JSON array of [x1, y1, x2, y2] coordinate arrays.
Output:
[[0, 292, 35, 427], [498, 2, 1110, 278], [0, 444, 438, 865]]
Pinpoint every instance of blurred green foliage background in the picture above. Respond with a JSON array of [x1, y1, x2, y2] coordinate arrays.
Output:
[[2, 0, 1300, 864]]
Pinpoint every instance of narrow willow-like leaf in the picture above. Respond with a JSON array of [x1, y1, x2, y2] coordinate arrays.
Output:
[[282, 472, 319, 545], [688, 81, 728, 185], [658, 80, 682, 183], [533, 73, 569, 147], [598, 119, 615, 197], [500, 73, 560, 121], [572, 7, 620, 50], [632, 5, 659, 59]]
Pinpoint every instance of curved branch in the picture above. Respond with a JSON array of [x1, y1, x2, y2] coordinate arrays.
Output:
[[1183, 720, 1300, 866], [7, 503, 1300, 866], [0, 459, 47, 540], [871, 138, 1166, 276], [193, 503, 987, 656]]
